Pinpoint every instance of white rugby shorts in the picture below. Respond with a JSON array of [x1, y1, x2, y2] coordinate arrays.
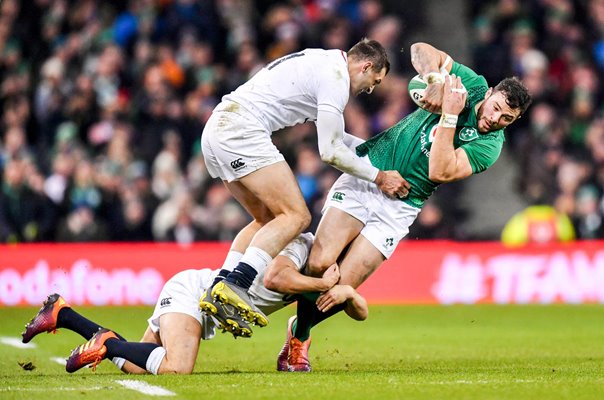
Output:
[[148, 269, 218, 340], [201, 100, 285, 182], [322, 161, 420, 258]]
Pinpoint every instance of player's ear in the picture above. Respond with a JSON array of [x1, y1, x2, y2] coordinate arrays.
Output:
[[362, 61, 373, 74], [484, 87, 493, 99]]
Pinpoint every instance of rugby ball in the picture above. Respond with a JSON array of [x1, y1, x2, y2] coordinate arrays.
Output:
[[408, 74, 427, 107]]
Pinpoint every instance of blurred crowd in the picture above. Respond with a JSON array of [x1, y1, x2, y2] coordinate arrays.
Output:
[[0, 0, 603, 244], [467, 0, 604, 241]]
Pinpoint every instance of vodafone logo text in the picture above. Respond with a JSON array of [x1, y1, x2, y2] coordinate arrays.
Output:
[[0, 260, 164, 306]]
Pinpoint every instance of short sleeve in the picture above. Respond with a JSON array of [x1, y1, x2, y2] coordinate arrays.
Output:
[[461, 134, 504, 174], [450, 62, 488, 92]]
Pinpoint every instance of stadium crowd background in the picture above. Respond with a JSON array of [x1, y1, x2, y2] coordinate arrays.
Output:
[[0, 0, 603, 244]]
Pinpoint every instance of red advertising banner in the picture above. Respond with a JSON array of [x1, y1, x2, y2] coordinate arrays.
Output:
[[1, 241, 603, 306]]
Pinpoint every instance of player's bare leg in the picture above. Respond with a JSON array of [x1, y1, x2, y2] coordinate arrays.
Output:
[[153, 313, 202, 374], [119, 327, 161, 374], [336, 235, 386, 288], [120, 313, 204, 374], [213, 162, 311, 327], [306, 207, 365, 277], [229, 161, 311, 256], [286, 227, 385, 372]]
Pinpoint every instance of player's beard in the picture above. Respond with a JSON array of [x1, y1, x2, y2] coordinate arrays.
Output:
[[475, 104, 492, 133]]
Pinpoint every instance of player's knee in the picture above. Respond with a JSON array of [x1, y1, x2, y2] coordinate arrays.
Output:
[[158, 360, 194, 375], [159, 366, 193, 375], [294, 208, 311, 232], [307, 252, 332, 277], [254, 208, 275, 225]]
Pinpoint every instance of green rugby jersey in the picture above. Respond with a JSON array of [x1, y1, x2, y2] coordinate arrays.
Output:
[[356, 62, 505, 209]]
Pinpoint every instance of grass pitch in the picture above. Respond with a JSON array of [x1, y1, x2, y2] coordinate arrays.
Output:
[[0, 304, 603, 399]]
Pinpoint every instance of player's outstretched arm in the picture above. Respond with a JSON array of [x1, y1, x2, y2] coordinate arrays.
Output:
[[316, 285, 368, 321], [316, 110, 410, 198], [264, 256, 340, 294]]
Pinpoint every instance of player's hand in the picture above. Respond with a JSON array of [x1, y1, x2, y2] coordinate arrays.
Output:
[[321, 263, 340, 291], [420, 82, 444, 114], [441, 74, 467, 116], [316, 285, 354, 313], [375, 170, 411, 199]]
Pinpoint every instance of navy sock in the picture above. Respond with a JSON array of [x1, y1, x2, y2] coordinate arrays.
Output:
[[224, 262, 257, 290], [57, 308, 126, 341], [105, 340, 161, 371], [211, 269, 231, 287]]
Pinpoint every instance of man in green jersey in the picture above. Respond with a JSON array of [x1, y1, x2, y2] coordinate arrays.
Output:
[[268, 41, 532, 372]]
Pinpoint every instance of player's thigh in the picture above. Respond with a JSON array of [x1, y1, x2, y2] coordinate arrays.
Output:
[[338, 234, 386, 288], [308, 207, 365, 275], [238, 161, 309, 218], [157, 313, 202, 374], [140, 327, 161, 344]]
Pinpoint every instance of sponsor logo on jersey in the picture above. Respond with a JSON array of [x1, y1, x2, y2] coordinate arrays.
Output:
[[331, 191, 345, 202], [230, 158, 246, 171], [428, 125, 438, 142], [160, 297, 172, 307], [459, 127, 479, 141], [419, 125, 435, 158]]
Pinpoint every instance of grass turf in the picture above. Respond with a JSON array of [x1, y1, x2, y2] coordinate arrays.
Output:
[[0, 304, 603, 399]]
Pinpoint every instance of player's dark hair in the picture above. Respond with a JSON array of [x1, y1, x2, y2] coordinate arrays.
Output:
[[494, 77, 532, 115], [348, 38, 391, 75]]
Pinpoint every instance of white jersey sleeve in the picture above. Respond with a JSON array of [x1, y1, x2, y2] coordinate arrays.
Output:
[[248, 232, 314, 315], [315, 51, 350, 115], [275, 232, 314, 270]]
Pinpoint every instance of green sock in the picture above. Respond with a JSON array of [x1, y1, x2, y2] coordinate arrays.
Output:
[[293, 294, 349, 341], [292, 295, 317, 341]]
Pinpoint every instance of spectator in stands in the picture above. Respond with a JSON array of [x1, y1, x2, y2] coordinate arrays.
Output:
[[0, 159, 55, 242]]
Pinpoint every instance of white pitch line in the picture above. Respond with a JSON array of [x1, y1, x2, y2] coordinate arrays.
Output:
[[50, 356, 67, 366], [0, 336, 36, 349], [115, 380, 176, 396], [406, 379, 539, 385], [0, 386, 104, 392]]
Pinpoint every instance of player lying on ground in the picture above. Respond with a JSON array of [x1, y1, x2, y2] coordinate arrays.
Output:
[[21, 233, 367, 374], [267, 41, 532, 372]]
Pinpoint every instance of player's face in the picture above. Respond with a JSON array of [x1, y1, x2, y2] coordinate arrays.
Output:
[[351, 65, 387, 96], [476, 90, 522, 133]]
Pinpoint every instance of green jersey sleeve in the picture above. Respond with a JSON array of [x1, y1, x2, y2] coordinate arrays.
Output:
[[461, 132, 504, 174], [450, 62, 488, 106]]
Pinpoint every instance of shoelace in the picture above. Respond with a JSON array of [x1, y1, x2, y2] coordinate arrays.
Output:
[[288, 339, 309, 364]]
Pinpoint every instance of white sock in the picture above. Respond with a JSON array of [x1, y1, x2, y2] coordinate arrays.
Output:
[[239, 246, 273, 273], [221, 250, 243, 272], [145, 347, 167, 375], [112, 357, 126, 370]]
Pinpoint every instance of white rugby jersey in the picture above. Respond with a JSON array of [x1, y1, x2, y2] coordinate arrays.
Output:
[[223, 49, 350, 133], [248, 232, 314, 315]]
